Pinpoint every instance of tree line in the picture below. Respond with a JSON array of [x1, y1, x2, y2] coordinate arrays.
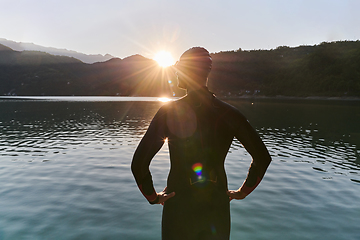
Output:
[[1, 40, 359, 97], [209, 41, 360, 97]]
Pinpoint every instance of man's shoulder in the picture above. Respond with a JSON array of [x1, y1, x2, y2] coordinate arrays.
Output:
[[163, 96, 187, 109], [212, 97, 248, 122], [213, 97, 240, 112], [159, 99, 179, 110], [155, 99, 181, 116]]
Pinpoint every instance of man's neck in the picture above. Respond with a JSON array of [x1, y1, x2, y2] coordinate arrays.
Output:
[[187, 85, 206, 93], [186, 78, 208, 94], [187, 85, 208, 94]]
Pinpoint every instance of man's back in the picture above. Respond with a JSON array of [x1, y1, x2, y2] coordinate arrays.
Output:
[[133, 87, 270, 239], [163, 87, 239, 194], [160, 87, 235, 239], [131, 47, 271, 240]]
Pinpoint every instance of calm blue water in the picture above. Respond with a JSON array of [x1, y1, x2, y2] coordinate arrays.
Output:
[[0, 97, 359, 240]]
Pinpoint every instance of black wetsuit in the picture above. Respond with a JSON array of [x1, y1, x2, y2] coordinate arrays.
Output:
[[131, 87, 271, 240]]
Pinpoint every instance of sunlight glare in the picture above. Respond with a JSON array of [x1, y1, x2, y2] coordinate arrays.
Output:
[[154, 51, 175, 67], [157, 97, 172, 102]]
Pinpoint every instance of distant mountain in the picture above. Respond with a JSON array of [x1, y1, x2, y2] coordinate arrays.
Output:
[[0, 38, 114, 64], [0, 45, 82, 66], [0, 40, 359, 97], [0, 44, 13, 52], [0, 44, 178, 96]]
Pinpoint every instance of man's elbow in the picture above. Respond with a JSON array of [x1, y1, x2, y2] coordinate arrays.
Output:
[[267, 152, 272, 164], [131, 156, 140, 176], [131, 159, 138, 174], [263, 151, 272, 167]]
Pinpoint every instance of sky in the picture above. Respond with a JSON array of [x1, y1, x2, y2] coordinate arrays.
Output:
[[1, 0, 360, 61]]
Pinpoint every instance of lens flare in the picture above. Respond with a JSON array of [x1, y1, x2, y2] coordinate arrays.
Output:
[[192, 163, 203, 176], [211, 225, 217, 235]]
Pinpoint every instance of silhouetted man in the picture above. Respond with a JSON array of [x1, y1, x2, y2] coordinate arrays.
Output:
[[131, 47, 271, 240]]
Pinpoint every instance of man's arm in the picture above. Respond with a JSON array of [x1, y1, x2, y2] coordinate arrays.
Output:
[[131, 107, 175, 204], [227, 111, 271, 200]]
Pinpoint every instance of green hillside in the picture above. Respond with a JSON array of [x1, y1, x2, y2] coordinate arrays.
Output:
[[1, 41, 359, 97], [209, 41, 360, 97]]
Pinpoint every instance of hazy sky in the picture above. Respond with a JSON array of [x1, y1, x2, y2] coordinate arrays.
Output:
[[1, 0, 360, 60]]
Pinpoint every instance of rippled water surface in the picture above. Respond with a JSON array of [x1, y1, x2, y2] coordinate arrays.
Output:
[[0, 97, 359, 240]]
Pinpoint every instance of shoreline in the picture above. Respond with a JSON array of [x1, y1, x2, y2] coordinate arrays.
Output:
[[218, 95, 360, 101], [1, 95, 359, 102]]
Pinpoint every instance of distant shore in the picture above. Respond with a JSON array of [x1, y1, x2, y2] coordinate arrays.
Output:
[[218, 95, 360, 101], [1, 95, 360, 102]]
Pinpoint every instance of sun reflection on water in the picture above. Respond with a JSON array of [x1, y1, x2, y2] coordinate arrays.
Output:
[[157, 97, 172, 102]]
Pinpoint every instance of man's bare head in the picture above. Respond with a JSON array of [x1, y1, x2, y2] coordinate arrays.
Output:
[[175, 47, 212, 90]]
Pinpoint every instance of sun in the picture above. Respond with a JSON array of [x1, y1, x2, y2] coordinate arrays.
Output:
[[154, 51, 175, 67]]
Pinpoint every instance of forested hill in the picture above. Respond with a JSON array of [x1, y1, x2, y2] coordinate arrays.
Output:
[[1, 41, 360, 97], [209, 41, 360, 97], [0, 46, 179, 97]]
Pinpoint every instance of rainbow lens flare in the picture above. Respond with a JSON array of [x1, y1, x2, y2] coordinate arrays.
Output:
[[211, 225, 217, 235], [192, 163, 203, 176]]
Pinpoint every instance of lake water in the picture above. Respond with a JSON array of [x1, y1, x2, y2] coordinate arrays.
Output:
[[0, 96, 359, 240]]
